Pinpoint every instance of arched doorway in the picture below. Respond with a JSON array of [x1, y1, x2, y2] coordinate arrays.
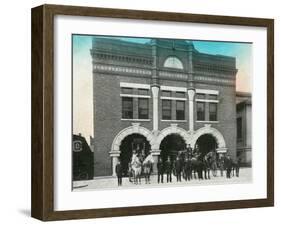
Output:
[[195, 134, 218, 159], [160, 134, 186, 162], [119, 133, 151, 176]]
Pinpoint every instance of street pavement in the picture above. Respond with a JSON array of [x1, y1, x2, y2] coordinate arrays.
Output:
[[73, 167, 252, 191]]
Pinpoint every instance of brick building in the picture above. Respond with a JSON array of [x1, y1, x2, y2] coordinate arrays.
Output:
[[91, 37, 238, 177]]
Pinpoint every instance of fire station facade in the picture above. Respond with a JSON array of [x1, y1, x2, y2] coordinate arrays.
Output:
[[91, 38, 238, 177]]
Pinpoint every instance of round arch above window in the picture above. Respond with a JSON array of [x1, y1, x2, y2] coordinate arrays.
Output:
[[163, 56, 184, 69]]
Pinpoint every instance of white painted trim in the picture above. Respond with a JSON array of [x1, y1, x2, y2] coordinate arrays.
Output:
[[160, 86, 219, 96], [120, 82, 150, 89], [195, 99, 219, 103], [160, 96, 186, 101], [196, 89, 219, 95], [160, 85, 187, 92], [120, 94, 151, 98], [161, 120, 187, 122], [196, 120, 219, 123], [151, 86, 159, 131], [121, 118, 151, 121], [188, 89, 195, 132]]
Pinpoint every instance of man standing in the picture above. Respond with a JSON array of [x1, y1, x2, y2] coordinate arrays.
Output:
[[187, 157, 193, 181], [187, 144, 193, 159], [225, 155, 233, 179], [183, 157, 188, 181], [115, 159, 123, 186], [218, 156, 225, 177], [174, 156, 182, 182], [165, 157, 172, 183], [157, 157, 164, 183], [235, 157, 241, 177]]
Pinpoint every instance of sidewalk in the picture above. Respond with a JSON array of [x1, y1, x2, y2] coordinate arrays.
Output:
[[73, 167, 252, 191]]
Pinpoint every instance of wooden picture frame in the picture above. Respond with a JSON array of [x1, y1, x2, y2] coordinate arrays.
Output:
[[31, 4, 274, 221]]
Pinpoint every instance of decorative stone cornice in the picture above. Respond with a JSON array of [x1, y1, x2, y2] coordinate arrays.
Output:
[[195, 75, 235, 85], [93, 65, 235, 86], [93, 64, 151, 77], [159, 71, 189, 81], [91, 51, 153, 66]]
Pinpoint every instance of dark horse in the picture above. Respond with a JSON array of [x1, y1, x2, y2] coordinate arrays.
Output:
[[189, 152, 211, 180]]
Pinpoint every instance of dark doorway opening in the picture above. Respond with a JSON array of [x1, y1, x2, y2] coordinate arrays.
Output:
[[119, 134, 151, 176], [195, 134, 218, 159], [160, 134, 186, 162]]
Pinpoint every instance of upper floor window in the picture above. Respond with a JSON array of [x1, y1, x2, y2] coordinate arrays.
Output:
[[237, 117, 242, 140], [176, 101, 185, 120], [209, 94, 218, 100], [163, 56, 184, 69], [138, 98, 149, 119], [176, 92, 185, 98], [197, 102, 205, 121], [122, 97, 133, 119], [162, 100, 172, 120], [138, 89, 149, 96], [209, 103, 218, 121], [196, 93, 206, 100], [162, 90, 172, 97], [121, 87, 133, 94]]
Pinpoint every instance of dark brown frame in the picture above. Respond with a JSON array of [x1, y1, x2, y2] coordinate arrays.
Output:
[[31, 4, 274, 221]]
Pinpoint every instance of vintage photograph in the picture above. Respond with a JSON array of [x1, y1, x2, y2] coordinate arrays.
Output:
[[72, 35, 252, 191]]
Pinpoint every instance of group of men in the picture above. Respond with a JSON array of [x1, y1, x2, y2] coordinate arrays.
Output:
[[156, 152, 241, 184], [115, 145, 242, 186]]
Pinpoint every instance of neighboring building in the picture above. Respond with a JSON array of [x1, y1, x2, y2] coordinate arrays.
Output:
[[72, 134, 94, 180], [91, 38, 238, 177], [236, 92, 252, 166]]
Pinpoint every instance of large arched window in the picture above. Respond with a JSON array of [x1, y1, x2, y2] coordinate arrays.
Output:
[[163, 56, 184, 69]]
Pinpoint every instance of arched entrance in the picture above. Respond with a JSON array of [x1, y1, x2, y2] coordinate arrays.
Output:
[[195, 134, 218, 158], [110, 123, 154, 176], [190, 125, 227, 152], [159, 133, 186, 162], [153, 124, 191, 150], [119, 134, 151, 176]]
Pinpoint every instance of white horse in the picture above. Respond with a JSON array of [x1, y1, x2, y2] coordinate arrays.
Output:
[[131, 156, 142, 184]]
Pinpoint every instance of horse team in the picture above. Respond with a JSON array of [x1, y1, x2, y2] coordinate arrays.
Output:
[[115, 147, 241, 186]]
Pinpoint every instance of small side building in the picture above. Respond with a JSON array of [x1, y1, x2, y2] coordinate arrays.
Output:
[[72, 134, 94, 180], [236, 92, 252, 166]]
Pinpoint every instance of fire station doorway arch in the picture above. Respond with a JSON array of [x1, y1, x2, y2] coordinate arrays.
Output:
[[119, 133, 151, 176], [110, 124, 154, 176], [159, 133, 186, 162], [195, 134, 218, 158], [191, 125, 227, 153]]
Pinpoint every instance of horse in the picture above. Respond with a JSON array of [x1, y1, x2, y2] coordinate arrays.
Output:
[[142, 154, 154, 184], [131, 156, 142, 184], [190, 156, 199, 179], [205, 151, 218, 177]]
